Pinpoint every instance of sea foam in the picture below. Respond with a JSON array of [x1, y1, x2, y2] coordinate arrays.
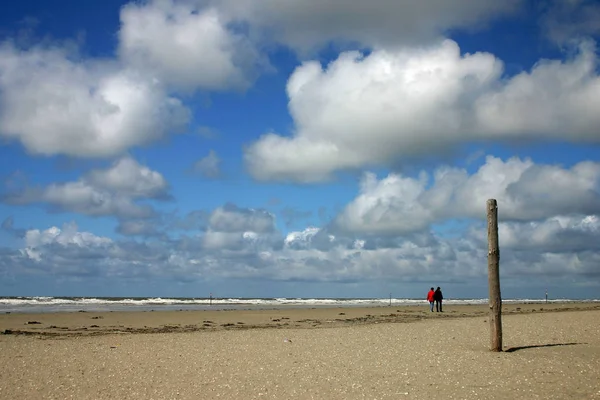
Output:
[[0, 296, 596, 314]]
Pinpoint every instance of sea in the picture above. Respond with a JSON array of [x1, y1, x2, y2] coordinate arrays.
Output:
[[1, 296, 597, 314]]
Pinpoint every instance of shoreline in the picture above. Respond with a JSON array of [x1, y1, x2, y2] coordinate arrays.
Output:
[[2, 301, 599, 337], [2, 297, 596, 315]]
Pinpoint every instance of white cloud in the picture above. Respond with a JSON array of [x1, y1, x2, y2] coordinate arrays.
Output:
[[5, 202, 599, 294], [201, 230, 244, 251], [138, 204, 277, 251], [216, 0, 520, 54], [10, 157, 595, 287], [474, 40, 600, 138], [23, 222, 112, 261], [541, 0, 600, 44], [3, 157, 169, 219], [284, 227, 336, 250], [119, 1, 261, 92], [87, 157, 169, 198], [477, 215, 600, 253], [208, 203, 275, 233], [0, 43, 189, 158], [24, 222, 112, 249], [199, 204, 279, 250], [43, 181, 154, 219], [334, 172, 432, 235], [192, 150, 221, 178], [245, 39, 600, 182], [334, 156, 600, 235], [284, 226, 320, 248]]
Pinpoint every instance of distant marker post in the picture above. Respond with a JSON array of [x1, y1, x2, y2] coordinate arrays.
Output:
[[209, 293, 213, 306]]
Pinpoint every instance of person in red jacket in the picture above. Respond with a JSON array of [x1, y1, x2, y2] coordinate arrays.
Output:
[[426, 287, 435, 312]]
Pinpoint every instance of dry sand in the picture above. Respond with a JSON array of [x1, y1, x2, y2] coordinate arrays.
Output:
[[1, 303, 599, 399]]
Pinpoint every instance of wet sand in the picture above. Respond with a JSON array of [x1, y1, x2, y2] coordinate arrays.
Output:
[[1, 302, 599, 399], [2, 302, 598, 336]]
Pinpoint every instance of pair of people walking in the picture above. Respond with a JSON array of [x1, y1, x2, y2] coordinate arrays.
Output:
[[427, 287, 443, 312]]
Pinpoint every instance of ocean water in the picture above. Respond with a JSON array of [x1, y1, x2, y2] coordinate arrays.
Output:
[[1, 296, 597, 314]]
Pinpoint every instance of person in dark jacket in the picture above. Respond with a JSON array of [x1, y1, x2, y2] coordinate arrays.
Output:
[[434, 287, 443, 312]]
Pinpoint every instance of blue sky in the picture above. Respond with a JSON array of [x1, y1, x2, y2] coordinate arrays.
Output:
[[1, 0, 599, 299]]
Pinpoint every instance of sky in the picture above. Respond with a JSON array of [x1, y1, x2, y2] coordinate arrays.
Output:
[[0, 0, 599, 299]]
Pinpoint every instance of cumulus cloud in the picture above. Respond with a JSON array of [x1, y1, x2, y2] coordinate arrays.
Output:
[[2, 157, 169, 219], [42, 182, 154, 219], [87, 157, 169, 199], [469, 215, 600, 253], [284, 227, 337, 251], [119, 0, 262, 92], [333, 156, 600, 235], [208, 203, 275, 234], [200, 204, 278, 250], [9, 220, 456, 282], [541, 0, 600, 44], [8, 214, 599, 289], [245, 39, 600, 182], [474, 40, 600, 138], [335, 172, 432, 236], [22, 222, 112, 262], [0, 42, 189, 158], [9, 156, 596, 287], [216, 0, 520, 54], [192, 150, 221, 178], [466, 215, 600, 279], [24, 222, 112, 248]]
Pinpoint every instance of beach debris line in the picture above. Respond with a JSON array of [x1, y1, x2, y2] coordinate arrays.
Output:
[[487, 198, 503, 352]]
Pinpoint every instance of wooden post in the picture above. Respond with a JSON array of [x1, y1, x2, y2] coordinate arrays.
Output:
[[487, 199, 502, 352]]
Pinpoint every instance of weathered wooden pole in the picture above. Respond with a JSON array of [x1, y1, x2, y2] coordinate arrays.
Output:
[[487, 199, 503, 352]]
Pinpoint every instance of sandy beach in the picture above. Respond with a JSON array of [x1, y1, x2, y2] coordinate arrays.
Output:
[[1, 302, 599, 399]]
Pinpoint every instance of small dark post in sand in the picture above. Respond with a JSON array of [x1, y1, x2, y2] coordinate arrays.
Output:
[[487, 199, 503, 352]]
